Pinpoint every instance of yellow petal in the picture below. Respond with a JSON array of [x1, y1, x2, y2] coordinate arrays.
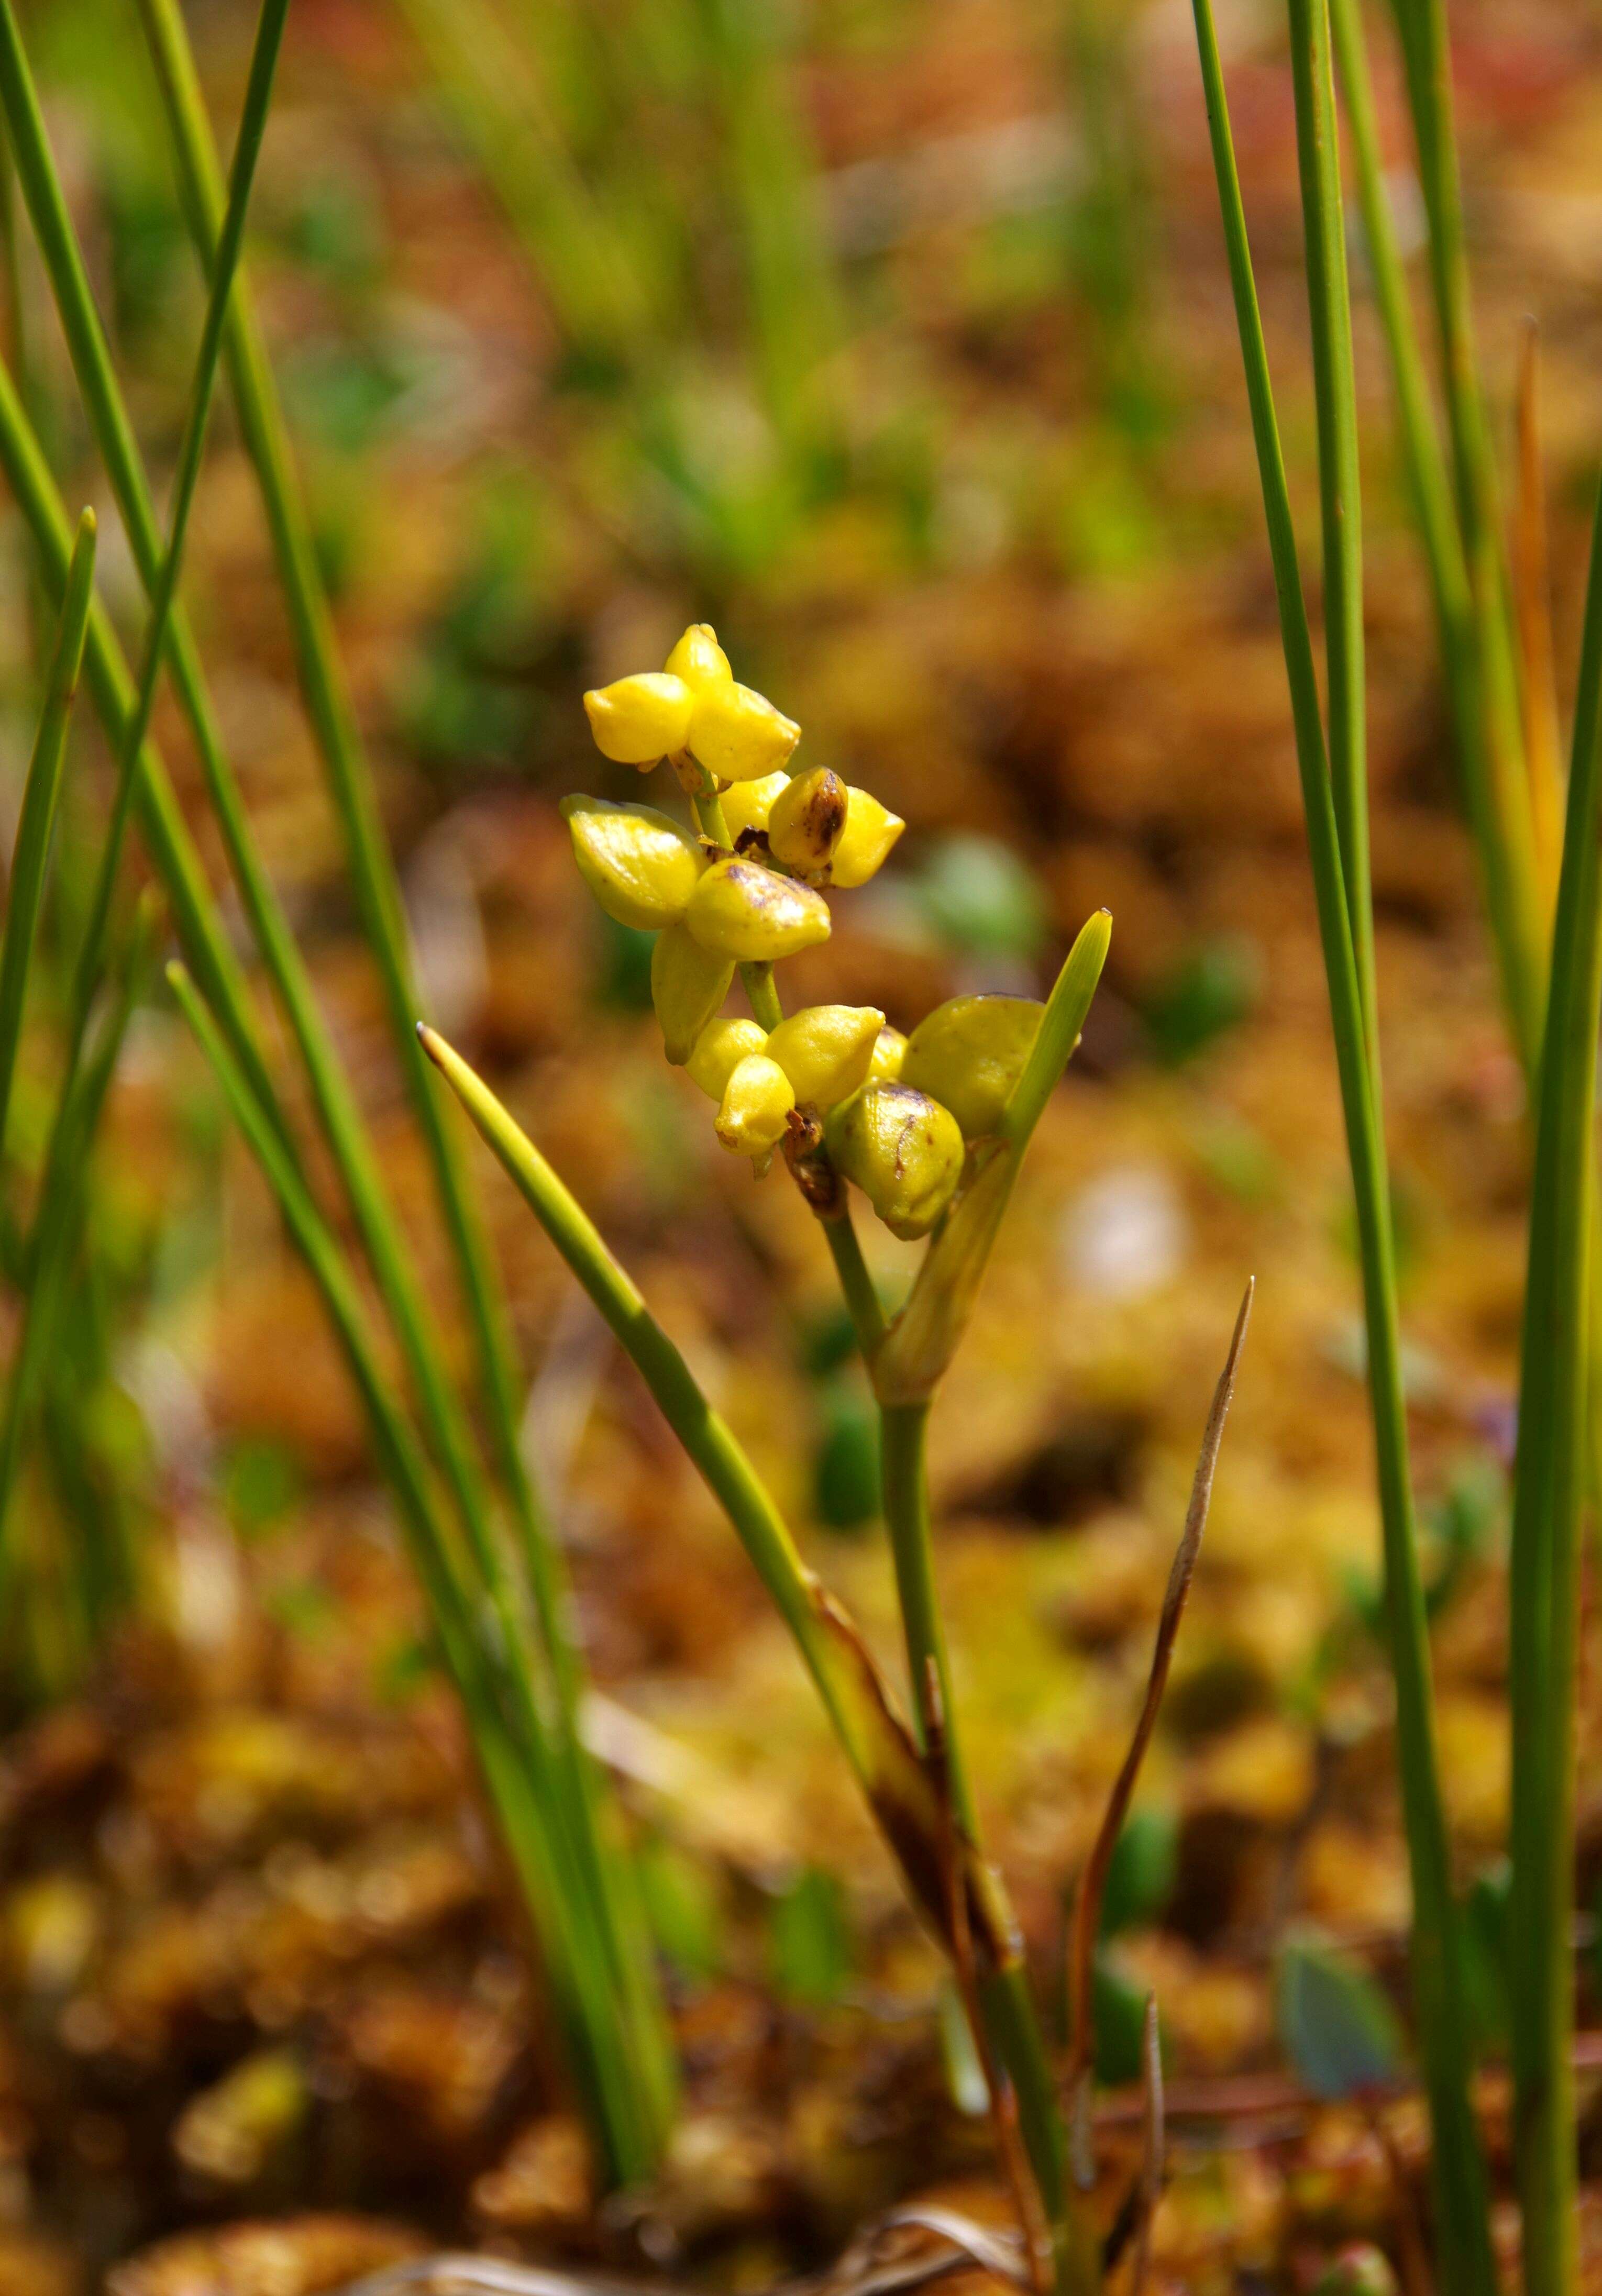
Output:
[[768, 767, 848, 874], [687, 1017, 769, 1101], [688, 681, 801, 782], [765, 1004, 885, 1111], [715, 1053, 796, 1157], [900, 994, 1044, 1139], [831, 787, 904, 888], [583, 672, 694, 766], [651, 922, 734, 1064], [825, 1082, 964, 1239], [664, 623, 733, 693], [560, 793, 704, 930]]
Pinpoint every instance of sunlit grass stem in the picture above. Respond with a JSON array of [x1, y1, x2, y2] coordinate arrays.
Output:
[[0, 507, 94, 1157], [1186, 3, 1496, 2284], [1507, 467, 1602, 2296]]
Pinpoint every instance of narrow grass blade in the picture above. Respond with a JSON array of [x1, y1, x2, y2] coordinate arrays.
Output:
[[63, 0, 290, 1057], [1066, 1281, 1252, 2112], [0, 0, 673, 2164], [168, 964, 666, 2174], [0, 506, 94, 1157], [1507, 464, 1602, 2296], [1329, 0, 1545, 1072], [127, 0, 677, 2157], [1286, 0, 1375, 1063], [1515, 319, 1565, 914], [0, 895, 157, 1591], [1184, 6, 1495, 2286]]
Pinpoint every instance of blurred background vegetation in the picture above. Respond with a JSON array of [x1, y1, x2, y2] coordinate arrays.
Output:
[[0, 0, 1599, 2288]]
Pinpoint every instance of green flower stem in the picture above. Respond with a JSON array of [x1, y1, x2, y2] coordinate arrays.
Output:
[[0, 507, 94, 1158], [419, 1021, 1096, 2295], [1508, 468, 1602, 2296], [1329, 0, 1545, 1075], [166, 964, 653, 2167], [822, 1212, 887, 1358], [63, 0, 289, 1061], [1186, 5, 1495, 2288]]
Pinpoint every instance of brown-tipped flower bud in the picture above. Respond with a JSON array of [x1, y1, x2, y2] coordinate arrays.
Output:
[[688, 681, 801, 783], [560, 793, 705, 930], [900, 993, 1044, 1139], [765, 1004, 885, 1111], [664, 623, 732, 693], [868, 1025, 908, 1082], [651, 921, 734, 1064], [685, 856, 831, 961], [830, 787, 904, 888], [719, 771, 790, 848], [583, 672, 694, 766], [767, 766, 848, 874], [687, 1017, 768, 1101], [715, 1053, 795, 1157], [825, 1082, 964, 1240]]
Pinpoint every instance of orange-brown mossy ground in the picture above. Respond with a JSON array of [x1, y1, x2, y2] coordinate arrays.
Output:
[[7, 0, 1602, 2289]]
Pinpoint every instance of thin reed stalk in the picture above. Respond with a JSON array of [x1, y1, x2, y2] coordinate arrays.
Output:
[[1185, 4, 1495, 2284], [1328, 0, 1546, 1073], [0, 0, 672, 2177], [0, 508, 94, 1156], [1507, 467, 1602, 2296]]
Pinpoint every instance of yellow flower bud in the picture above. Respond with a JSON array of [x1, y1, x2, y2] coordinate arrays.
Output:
[[687, 1017, 768, 1101], [830, 787, 905, 888], [765, 1004, 885, 1111], [868, 1025, 907, 1082], [651, 922, 734, 1064], [900, 994, 1044, 1139], [718, 771, 790, 847], [715, 1053, 795, 1157], [664, 623, 733, 693], [767, 767, 848, 874], [825, 1082, 965, 1240], [685, 857, 831, 961], [560, 793, 705, 931], [688, 680, 801, 783], [583, 672, 694, 766]]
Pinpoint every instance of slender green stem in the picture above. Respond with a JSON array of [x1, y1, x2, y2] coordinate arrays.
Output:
[[418, 1018, 1098, 2296], [0, 507, 94, 1157], [1331, 0, 1545, 1074], [169, 966, 664, 2172], [823, 1211, 887, 1358], [0, 0, 672, 2168], [0, 901, 154, 1588], [130, 2, 622, 1906], [1507, 467, 1602, 2296], [1186, 9, 1495, 2288], [879, 1405, 960, 1771], [1286, 0, 1375, 1069], [65, 0, 289, 1060]]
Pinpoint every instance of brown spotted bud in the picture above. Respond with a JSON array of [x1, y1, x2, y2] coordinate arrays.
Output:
[[900, 993, 1044, 1139], [687, 1016, 768, 1101], [560, 793, 704, 931], [651, 921, 734, 1064], [715, 1053, 795, 1157], [830, 786, 904, 888], [825, 1082, 965, 1240], [583, 672, 694, 766], [685, 856, 831, 961], [765, 1004, 885, 1111], [767, 767, 848, 874]]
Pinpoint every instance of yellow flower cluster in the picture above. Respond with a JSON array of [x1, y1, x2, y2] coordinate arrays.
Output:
[[565, 626, 1044, 1238]]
